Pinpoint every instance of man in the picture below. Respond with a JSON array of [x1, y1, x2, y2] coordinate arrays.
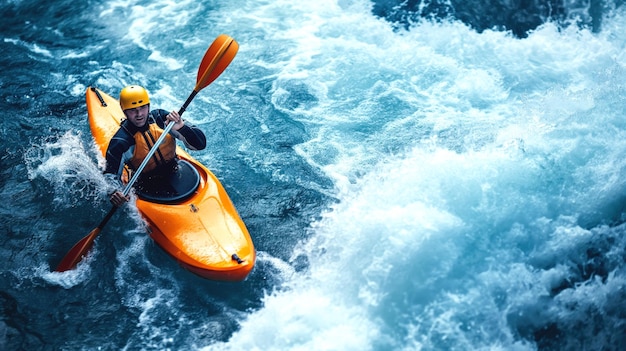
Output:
[[106, 85, 206, 207]]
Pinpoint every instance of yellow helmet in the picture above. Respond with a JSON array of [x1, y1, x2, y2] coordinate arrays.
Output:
[[119, 85, 150, 111]]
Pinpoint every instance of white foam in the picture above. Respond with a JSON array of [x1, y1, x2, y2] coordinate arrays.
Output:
[[25, 131, 109, 206], [201, 1, 626, 349], [39, 255, 94, 289]]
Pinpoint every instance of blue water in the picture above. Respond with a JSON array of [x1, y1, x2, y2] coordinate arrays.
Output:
[[2, 0, 626, 350]]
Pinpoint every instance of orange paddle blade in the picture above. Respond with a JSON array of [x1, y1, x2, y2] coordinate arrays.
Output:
[[55, 205, 117, 272], [55, 228, 100, 272], [195, 34, 239, 91]]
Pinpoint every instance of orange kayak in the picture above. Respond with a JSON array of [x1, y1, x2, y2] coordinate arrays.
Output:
[[86, 87, 255, 281]]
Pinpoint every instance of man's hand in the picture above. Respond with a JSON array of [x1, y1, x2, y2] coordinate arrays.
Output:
[[165, 110, 184, 131], [110, 190, 129, 207]]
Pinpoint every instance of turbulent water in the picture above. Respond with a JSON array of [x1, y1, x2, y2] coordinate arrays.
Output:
[[2, 0, 626, 350]]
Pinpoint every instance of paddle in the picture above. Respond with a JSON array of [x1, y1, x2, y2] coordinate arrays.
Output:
[[55, 34, 239, 272]]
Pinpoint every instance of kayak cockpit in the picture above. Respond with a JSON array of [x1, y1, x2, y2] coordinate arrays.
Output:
[[135, 159, 200, 204]]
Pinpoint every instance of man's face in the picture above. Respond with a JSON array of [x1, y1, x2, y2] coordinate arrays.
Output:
[[123, 104, 149, 127]]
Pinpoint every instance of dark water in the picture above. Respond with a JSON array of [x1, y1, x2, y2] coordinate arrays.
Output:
[[2, 0, 626, 350], [372, 0, 622, 37]]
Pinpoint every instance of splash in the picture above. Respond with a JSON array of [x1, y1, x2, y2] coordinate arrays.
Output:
[[39, 255, 95, 289], [25, 131, 109, 207]]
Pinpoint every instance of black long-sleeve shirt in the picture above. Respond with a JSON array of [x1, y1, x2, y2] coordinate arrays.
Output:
[[104, 108, 206, 178]]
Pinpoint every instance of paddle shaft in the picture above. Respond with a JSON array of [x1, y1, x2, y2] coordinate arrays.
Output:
[[124, 36, 235, 194], [97, 206, 118, 230]]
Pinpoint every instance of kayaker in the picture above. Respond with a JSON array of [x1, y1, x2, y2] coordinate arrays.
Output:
[[106, 85, 207, 207]]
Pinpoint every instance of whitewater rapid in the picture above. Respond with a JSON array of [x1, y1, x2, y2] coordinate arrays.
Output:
[[4, 0, 626, 349], [203, 1, 626, 350]]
